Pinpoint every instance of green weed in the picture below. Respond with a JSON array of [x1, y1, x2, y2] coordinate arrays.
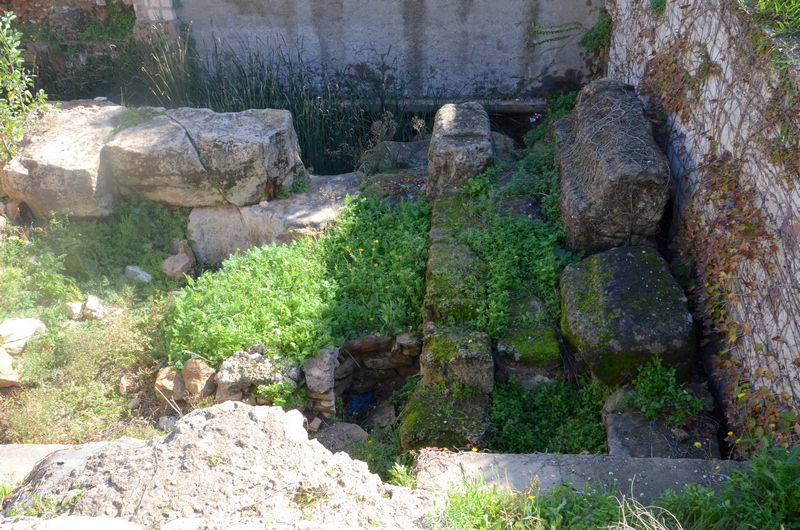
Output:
[[743, 0, 800, 38], [625, 359, 703, 425], [0, 11, 48, 164], [79, 2, 135, 42], [523, 92, 577, 146], [650, 0, 667, 15], [579, 10, 613, 55], [163, 196, 431, 368], [348, 427, 415, 486], [488, 377, 613, 454], [256, 379, 307, 411], [113, 106, 164, 132]]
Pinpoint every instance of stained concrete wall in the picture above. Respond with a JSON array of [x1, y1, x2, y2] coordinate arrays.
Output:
[[608, 0, 800, 416], [139, 0, 605, 99]]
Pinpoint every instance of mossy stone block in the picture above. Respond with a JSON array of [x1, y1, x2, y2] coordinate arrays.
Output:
[[429, 193, 477, 245], [398, 384, 490, 450], [422, 242, 487, 327], [560, 246, 695, 386], [419, 322, 494, 394]]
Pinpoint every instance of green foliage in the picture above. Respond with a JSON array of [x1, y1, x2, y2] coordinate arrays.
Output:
[[79, 2, 136, 42], [431, 480, 621, 530], [579, 10, 613, 55], [488, 377, 613, 454], [163, 196, 431, 368], [0, 195, 188, 324], [113, 106, 164, 132], [348, 427, 415, 487], [625, 358, 703, 425], [743, 0, 800, 38], [523, 92, 577, 146], [661, 444, 800, 529], [650, 0, 667, 15], [291, 172, 311, 194], [464, 167, 500, 197], [256, 379, 306, 411], [0, 11, 48, 164]]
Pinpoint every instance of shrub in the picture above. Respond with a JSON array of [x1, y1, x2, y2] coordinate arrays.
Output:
[[488, 377, 613, 454], [163, 195, 431, 368], [579, 10, 613, 55], [0, 11, 48, 164], [625, 358, 703, 425]]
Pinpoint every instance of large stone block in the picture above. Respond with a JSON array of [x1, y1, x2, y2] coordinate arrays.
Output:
[[422, 243, 487, 327], [554, 79, 670, 254], [165, 108, 306, 205], [419, 322, 494, 394], [104, 114, 225, 207], [188, 174, 360, 263], [0, 101, 123, 219], [560, 247, 695, 386], [426, 102, 493, 201]]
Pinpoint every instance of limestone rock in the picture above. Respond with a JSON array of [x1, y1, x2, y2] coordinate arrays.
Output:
[[215, 350, 299, 394], [0, 101, 123, 219], [105, 115, 225, 208], [124, 265, 152, 284], [395, 333, 423, 357], [157, 415, 178, 432], [0, 317, 46, 356], [426, 101, 493, 201], [5, 402, 441, 528], [4, 200, 34, 225], [83, 295, 107, 321], [154, 366, 187, 402], [161, 253, 192, 280], [422, 243, 487, 327], [181, 359, 216, 397], [303, 348, 339, 396], [419, 323, 494, 394], [187, 174, 360, 263], [65, 301, 84, 320], [399, 384, 490, 450], [491, 131, 518, 161], [165, 108, 306, 205], [560, 246, 696, 386], [554, 79, 670, 254], [214, 384, 243, 404], [177, 240, 196, 264], [47, 5, 87, 38], [0, 346, 21, 388], [313, 422, 370, 456]]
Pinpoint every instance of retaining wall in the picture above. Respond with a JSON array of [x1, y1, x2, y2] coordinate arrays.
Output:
[[608, 0, 800, 427], [132, 0, 604, 99]]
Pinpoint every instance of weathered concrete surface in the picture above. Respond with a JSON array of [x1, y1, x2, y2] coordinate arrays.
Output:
[[174, 0, 604, 99], [415, 452, 746, 504], [0, 444, 73, 484]]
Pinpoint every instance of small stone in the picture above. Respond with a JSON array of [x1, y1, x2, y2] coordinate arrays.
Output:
[[0, 346, 21, 388], [128, 397, 141, 409], [177, 239, 197, 264], [157, 415, 178, 431], [118, 374, 133, 394], [154, 366, 187, 402], [214, 384, 243, 403], [65, 301, 84, 320], [83, 295, 107, 321], [182, 358, 216, 397], [0, 317, 47, 356], [161, 253, 192, 280], [395, 332, 423, 356], [672, 427, 691, 442], [303, 348, 339, 395], [125, 265, 153, 283], [308, 417, 323, 433]]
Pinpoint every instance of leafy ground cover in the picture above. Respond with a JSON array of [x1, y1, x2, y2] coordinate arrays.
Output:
[[162, 195, 432, 369], [0, 197, 189, 443]]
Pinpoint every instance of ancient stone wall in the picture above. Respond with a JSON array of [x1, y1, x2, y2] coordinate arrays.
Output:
[[149, 0, 606, 99], [608, 0, 800, 437]]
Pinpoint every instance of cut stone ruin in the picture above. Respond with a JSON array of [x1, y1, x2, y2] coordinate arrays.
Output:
[[553, 79, 670, 254]]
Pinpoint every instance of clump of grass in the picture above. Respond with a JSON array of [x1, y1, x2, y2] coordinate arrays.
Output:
[[488, 377, 613, 454], [113, 106, 164, 132], [162, 195, 431, 368], [650, 0, 667, 15], [579, 10, 613, 55], [348, 427, 415, 487], [744, 0, 800, 38], [625, 358, 703, 425], [523, 91, 578, 146]]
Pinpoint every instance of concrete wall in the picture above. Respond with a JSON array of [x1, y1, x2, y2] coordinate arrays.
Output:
[[132, 0, 604, 99], [608, 0, 800, 420]]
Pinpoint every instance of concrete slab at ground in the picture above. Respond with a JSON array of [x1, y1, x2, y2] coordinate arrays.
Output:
[[415, 451, 746, 504], [0, 445, 73, 484]]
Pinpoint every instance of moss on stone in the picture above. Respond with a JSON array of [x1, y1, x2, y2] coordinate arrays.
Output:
[[429, 194, 478, 245], [398, 383, 490, 450], [422, 243, 487, 327], [501, 326, 561, 365]]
